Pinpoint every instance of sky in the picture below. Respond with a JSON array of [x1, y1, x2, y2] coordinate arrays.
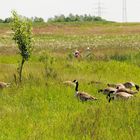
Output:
[[0, 0, 140, 22]]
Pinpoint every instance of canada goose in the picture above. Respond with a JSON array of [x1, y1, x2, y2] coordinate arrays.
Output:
[[107, 83, 125, 89], [123, 82, 139, 91], [108, 90, 133, 102], [63, 80, 76, 87], [98, 87, 117, 100], [73, 80, 97, 101], [0, 82, 10, 89]]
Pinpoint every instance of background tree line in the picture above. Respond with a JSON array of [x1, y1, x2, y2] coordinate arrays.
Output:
[[0, 14, 107, 23], [0, 16, 45, 23], [48, 14, 106, 23]]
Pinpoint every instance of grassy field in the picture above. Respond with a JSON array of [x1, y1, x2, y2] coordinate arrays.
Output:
[[0, 22, 140, 140]]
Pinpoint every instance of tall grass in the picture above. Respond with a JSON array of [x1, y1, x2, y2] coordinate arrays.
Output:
[[0, 22, 140, 139]]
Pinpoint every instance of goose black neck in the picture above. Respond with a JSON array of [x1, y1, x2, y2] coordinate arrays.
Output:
[[75, 81, 79, 91], [135, 84, 139, 91]]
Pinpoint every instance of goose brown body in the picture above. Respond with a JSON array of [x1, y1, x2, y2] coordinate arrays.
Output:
[[76, 91, 97, 101], [123, 82, 139, 91], [123, 82, 135, 88], [107, 83, 125, 89], [115, 92, 133, 99], [116, 88, 138, 95]]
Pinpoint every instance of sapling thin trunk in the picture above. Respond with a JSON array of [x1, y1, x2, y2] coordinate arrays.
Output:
[[19, 58, 25, 83]]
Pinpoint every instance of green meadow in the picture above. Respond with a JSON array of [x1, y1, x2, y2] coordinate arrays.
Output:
[[0, 22, 140, 140]]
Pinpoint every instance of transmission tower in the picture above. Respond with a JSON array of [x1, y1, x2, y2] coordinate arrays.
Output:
[[97, 0, 101, 17], [94, 0, 104, 17], [122, 0, 127, 22]]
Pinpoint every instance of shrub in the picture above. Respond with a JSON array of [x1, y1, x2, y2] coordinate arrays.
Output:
[[11, 11, 33, 83]]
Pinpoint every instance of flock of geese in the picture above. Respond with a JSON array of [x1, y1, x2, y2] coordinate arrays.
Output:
[[64, 80, 139, 102], [0, 80, 139, 102]]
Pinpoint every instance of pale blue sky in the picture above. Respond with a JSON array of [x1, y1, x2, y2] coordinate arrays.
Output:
[[0, 0, 140, 22]]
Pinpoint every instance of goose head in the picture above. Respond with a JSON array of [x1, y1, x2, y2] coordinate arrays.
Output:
[[73, 80, 78, 83], [135, 84, 139, 91]]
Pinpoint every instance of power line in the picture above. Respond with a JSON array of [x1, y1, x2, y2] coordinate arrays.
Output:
[[97, 0, 101, 17], [122, 0, 127, 22]]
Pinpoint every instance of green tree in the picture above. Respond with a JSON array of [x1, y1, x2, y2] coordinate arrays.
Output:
[[4, 17, 13, 23], [11, 11, 33, 83], [33, 17, 44, 23]]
